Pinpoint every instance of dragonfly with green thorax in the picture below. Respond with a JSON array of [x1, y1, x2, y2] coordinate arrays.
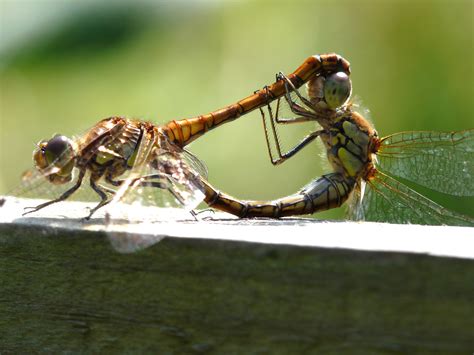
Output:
[[200, 60, 474, 226]]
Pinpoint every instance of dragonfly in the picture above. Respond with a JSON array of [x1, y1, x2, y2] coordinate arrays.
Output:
[[201, 68, 474, 226], [6, 54, 350, 221]]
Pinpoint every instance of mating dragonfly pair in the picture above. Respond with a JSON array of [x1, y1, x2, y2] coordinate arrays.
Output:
[[6, 53, 474, 227]]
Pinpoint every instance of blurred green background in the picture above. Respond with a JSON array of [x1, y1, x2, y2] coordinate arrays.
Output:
[[0, 0, 472, 220]]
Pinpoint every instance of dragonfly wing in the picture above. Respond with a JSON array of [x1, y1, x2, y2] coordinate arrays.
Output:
[[105, 132, 205, 253], [106, 128, 205, 213], [347, 170, 474, 226], [155, 137, 205, 209], [6, 168, 98, 211], [377, 129, 474, 196], [181, 147, 208, 180]]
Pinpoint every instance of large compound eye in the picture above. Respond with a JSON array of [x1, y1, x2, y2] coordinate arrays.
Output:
[[42, 135, 73, 166], [33, 134, 75, 184], [324, 72, 352, 109]]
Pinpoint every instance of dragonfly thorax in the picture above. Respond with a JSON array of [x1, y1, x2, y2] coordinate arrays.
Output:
[[322, 110, 377, 181], [93, 120, 142, 169]]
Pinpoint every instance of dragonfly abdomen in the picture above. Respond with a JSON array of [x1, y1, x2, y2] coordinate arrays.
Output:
[[202, 173, 355, 218], [163, 54, 351, 147]]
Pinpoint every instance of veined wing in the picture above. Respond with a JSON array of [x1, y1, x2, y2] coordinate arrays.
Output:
[[376, 129, 474, 196], [105, 131, 205, 252], [5, 167, 99, 213], [181, 147, 208, 181], [347, 170, 474, 226], [153, 134, 206, 209]]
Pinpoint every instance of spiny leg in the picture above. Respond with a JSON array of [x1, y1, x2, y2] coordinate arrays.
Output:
[[260, 97, 279, 165], [273, 131, 323, 165], [272, 91, 316, 124], [260, 89, 323, 165], [23, 169, 86, 216], [277, 75, 330, 123], [260, 86, 295, 164], [276, 102, 316, 122], [277, 71, 316, 114]]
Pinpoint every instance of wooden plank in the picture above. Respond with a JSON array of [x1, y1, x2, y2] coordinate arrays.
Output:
[[0, 197, 473, 352], [1, 197, 473, 257]]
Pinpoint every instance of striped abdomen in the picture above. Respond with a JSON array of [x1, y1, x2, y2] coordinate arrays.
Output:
[[202, 173, 355, 218]]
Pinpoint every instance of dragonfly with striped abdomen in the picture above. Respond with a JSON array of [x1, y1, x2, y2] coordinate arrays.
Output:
[[5, 54, 349, 222], [201, 68, 474, 226]]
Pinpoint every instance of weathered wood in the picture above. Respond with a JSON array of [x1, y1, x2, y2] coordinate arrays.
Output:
[[0, 197, 473, 353]]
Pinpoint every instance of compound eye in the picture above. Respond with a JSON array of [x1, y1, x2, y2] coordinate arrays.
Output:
[[33, 134, 75, 183], [324, 72, 352, 109], [43, 135, 73, 165]]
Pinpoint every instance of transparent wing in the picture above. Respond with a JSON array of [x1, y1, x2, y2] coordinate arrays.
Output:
[[8, 168, 82, 200], [181, 147, 208, 180], [377, 129, 474, 196], [347, 170, 474, 226], [105, 132, 205, 253]]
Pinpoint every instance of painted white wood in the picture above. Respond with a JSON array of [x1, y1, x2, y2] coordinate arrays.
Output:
[[1, 196, 473, 258]]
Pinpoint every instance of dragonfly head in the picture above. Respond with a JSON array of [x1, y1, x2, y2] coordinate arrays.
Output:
[[307, 71, 352, 110], [324, 72, 352, 109], [33, 134, 75, 184]]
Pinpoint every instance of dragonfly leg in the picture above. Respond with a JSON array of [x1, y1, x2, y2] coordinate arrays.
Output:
[[278, 101, 316, 122], [84, 176, 115, 220], [277, 131, 323, 163], [277, 72, 325, 123], [274, 97, 317, 124], [277, 72, 315, 111], [105, 175, 125, 187], [97, 184, 117, 194], [267, 130, 322, 166], [188, 209, 199, 221], [261, 80, 316, 124], [192, 208, 215, 217], [23, 168, 86, 216], [260, 92, 324, 165]]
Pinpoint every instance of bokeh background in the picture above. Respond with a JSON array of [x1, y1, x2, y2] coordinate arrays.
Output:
[[1, 0, 472, 220]]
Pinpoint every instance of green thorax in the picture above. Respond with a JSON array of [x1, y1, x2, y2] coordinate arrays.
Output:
[[322, 110, 377, 180]]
